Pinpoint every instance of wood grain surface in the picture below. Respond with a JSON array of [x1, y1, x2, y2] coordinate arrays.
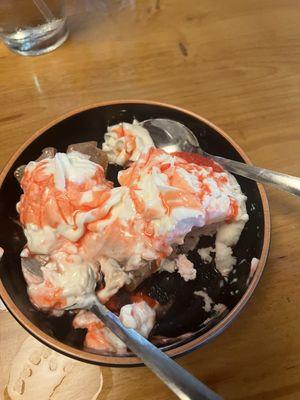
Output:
[[0, 0, 300, 399]]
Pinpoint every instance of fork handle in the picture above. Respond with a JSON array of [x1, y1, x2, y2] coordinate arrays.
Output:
[[91, 302, 223, 400], [206, 153, 300, 197]]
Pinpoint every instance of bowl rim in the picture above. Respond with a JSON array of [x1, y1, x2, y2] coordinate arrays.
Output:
[[0, 99, 270, 366]]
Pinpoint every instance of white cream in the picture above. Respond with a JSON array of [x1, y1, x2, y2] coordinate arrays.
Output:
[[197, 247, 214, 263], [177, 167, 203, 189], [24, 214, 100, 254], [176, 254, 197, 281], [160, 258, 176, 273], [26, 151, 100, 192], [168, 208, 206, 240], [73, 311, 127, 354], [28, 253, 98, 310], [215, 173, 249, 276], [19, 125, 250, 349], [160, 254, 196, 281], [118, 149, 248, 254], [97, 257, 131, 303], [19, 150, 111, 254], [24, 224, 63, 254], [102, 121, 154, 166], [54, 151, 101, 190], [119, 301, 156, 338], [132, 168, 167, 218]]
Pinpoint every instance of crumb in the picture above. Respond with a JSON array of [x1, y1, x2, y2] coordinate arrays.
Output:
[[176, 255, 197, 281], [160, 255, 196, 281], [197, 247, 214, 263], [213, 303, 227, 315], [160, 259, 176, 273], [194, 290, 213, 312]]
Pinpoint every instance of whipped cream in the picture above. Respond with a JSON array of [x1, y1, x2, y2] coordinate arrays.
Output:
[[23, 224, 64, 254], [25, 151, 103, 190], [18, 151, 112, 255], [197, 247, 214, 263], [73, 311, 126, 354], [160, 254, 196, 281], [102, 120, 154, 166], [97, 257, 131, 303], [215, 173, 248, 276], [25, 253, 98, 311], [19, 145, 248, 312], [176, 254, 197, 281], [18, 120, 250, 354], [73, 301, 155, 354], [119, 301, 156, 338], [119, 148, 247, 253]]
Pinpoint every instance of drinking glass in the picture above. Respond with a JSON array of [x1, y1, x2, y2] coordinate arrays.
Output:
[[0, 0, 68, 56]]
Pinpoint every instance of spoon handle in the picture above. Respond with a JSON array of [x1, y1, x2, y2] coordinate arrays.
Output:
[[208, 153, 300, 197], [91, 302, 223, 400]]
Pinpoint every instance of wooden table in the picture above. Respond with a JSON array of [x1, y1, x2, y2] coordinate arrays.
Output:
[[0, 1, 300, 399]]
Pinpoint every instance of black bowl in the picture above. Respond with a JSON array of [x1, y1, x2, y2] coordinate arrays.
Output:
[[0, 100, 270, 366]]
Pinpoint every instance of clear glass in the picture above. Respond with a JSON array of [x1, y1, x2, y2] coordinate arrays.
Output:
[[0, 0, 68, 56]]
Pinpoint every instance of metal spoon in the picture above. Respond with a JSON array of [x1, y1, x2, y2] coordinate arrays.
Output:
[[22, 260, 222, 400], [142, 119, 300, 196], [89, 298, 222, 400]]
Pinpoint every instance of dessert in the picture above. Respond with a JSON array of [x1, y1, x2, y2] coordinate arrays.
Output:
[[16, 120, 250, 354]]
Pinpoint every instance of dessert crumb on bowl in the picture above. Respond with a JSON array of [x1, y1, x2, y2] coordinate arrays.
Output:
[[0, 101, 270, 366]]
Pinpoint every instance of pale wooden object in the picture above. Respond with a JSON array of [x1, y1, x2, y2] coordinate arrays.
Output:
[[0, 0, 300, 399], [0, 313, 105, 400]]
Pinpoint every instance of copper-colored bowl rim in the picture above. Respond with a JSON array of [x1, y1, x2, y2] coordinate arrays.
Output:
[[0, 100, 270, 366]]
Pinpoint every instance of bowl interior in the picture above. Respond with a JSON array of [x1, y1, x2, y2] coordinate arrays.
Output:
[[0, 102, 267, 365]]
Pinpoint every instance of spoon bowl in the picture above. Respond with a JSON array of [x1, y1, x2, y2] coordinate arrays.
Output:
[[142, 118, 200, 154]]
